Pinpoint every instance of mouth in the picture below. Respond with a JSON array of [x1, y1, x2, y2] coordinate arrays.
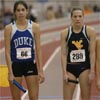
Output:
[[19, 15, 24, 17], [76, 22, 80, 24], [19, 14, 24, 17]]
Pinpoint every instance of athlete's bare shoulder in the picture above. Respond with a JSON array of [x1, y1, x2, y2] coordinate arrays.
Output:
[[86, 25, 95, 31], [60, 27, 69, 39], [5, 24, 12, 30], [86, 25, 96, 38], [32, 22, 40, 31], [4, 24, 12, 36], [86, 26, 95, 35]]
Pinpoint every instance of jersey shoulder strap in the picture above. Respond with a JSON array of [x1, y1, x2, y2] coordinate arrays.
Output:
[[11, 21, 17, 39], [66, 26, 72, 42], [27, 20, 33, 37], [82, 25, 89, 42]]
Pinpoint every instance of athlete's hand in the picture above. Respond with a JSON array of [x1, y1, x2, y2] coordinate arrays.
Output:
[[39, 71, 45, 84], [63, 73, 69, 84], [88, 71, 95, 83], [96, 79, 100, 91], [8, 73, 15, 82]]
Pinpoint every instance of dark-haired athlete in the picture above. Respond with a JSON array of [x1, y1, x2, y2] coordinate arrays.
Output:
[[4, 1, 44, 100], [61, 7, 96, 100]]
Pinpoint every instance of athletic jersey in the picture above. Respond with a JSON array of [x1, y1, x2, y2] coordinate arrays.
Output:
[[66, 25, 90, 64], [10, 20, 35, 62]]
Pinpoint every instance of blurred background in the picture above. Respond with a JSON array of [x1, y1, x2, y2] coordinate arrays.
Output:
[[0, 0, 100, 26], [0, 1, 100, 100]]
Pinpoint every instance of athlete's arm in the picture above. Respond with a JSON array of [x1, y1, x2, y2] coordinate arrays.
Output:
[[32, 22, 45, 83], [61, 28, 69, 80], [96, 39, 100, 90], [87, 26, 96, 73], [4, 24, 14, 81]]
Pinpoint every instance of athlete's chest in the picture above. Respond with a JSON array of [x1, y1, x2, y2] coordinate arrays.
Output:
[[11, 30, 33, 48], [68, 32, 88, 50]]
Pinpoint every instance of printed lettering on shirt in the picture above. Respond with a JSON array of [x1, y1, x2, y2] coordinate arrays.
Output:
[[14, 37, 33, 48]]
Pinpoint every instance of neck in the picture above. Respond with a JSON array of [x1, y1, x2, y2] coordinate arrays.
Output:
[[16, 19, 27, 25], [73, 25, 83, 30], [72, 24, 83, 33]]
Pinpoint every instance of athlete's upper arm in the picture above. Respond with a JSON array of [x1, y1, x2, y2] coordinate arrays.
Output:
[[86, 26, 96, 48], [32, 22, 41, 50], [86, 26, 96, 41], [32, 22, 40, 35], [87, 26, 96, 68], [4, 24, 12, 39], [60, 28, 68, 55], [4, 24, 12, 53]]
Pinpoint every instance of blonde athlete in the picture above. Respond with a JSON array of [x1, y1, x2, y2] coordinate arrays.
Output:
[[4, 1, 44, 100], [61, 7, 96, 100], [96, 39, 100, 90]]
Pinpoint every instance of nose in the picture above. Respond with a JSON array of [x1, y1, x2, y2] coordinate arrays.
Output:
[[76, 16, 80, 20], [19, 10, 23, 14]]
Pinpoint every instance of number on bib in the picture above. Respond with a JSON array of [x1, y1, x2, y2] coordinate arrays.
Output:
[[21, 51, 28, 57], [16, 48, 31, 59], [70, 50, 85, 62]]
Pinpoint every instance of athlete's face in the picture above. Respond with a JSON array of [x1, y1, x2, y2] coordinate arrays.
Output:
[[14, 4, 28, 20], [71, 10, 84, 26]]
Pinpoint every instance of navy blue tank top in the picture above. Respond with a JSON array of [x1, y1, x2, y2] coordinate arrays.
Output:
[[66, 25, 90, 64], [10, 20, 35, 62]]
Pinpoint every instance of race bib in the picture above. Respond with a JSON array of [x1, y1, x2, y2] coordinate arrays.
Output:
[[70, 50, 85, 62], [16, 48, 31, 59]]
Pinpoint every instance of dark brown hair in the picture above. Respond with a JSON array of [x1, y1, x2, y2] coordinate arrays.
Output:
[[71, 7, 84, 17], [13, 1, 28, 13]]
